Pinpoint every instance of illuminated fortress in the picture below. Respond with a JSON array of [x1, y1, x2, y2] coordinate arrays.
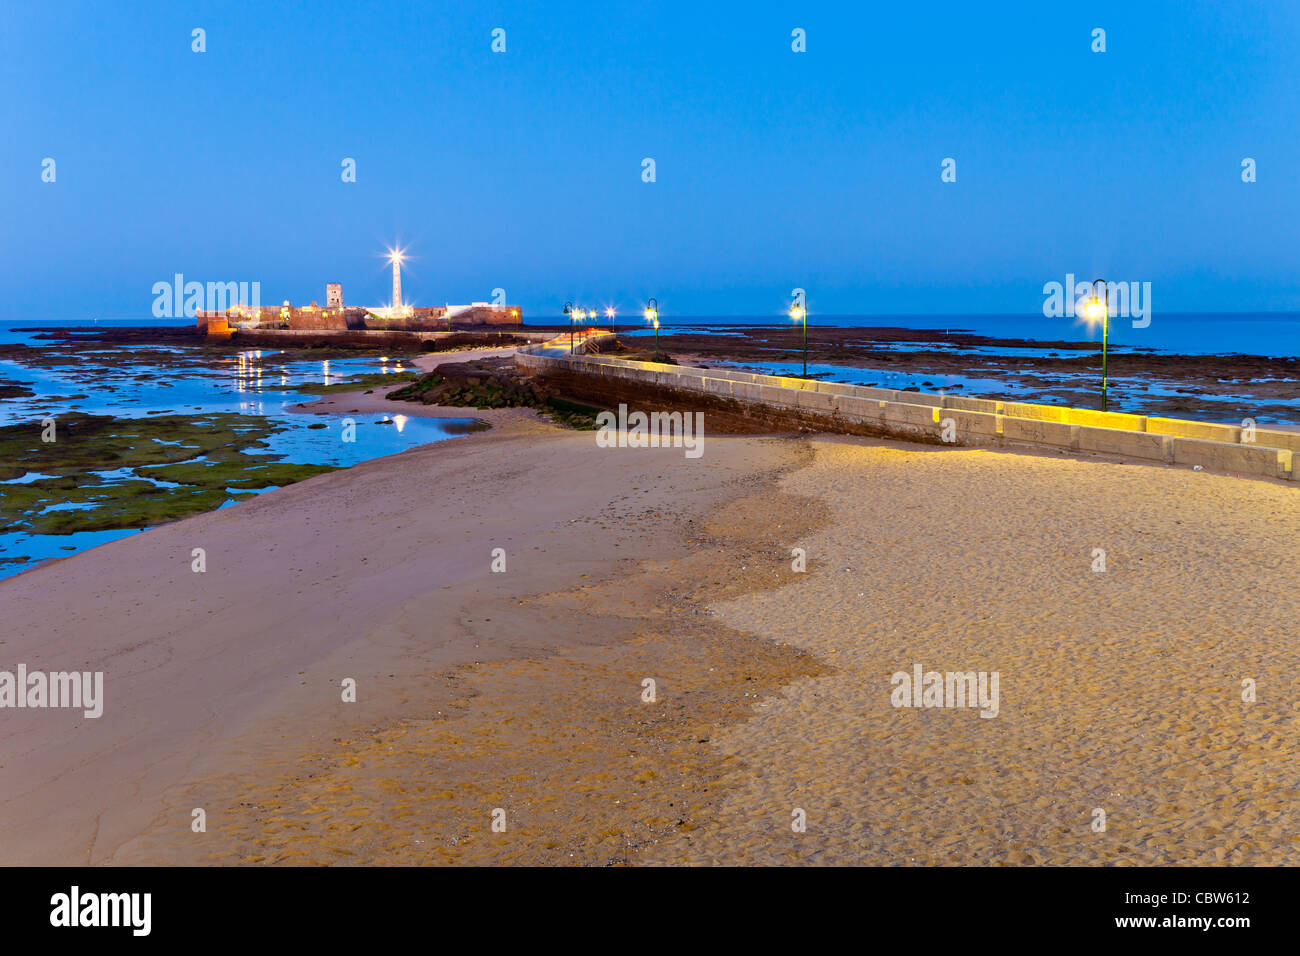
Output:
[[197, 246, 521, 337]]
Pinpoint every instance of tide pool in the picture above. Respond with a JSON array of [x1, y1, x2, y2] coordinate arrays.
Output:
[[0, 329, 477, 580]]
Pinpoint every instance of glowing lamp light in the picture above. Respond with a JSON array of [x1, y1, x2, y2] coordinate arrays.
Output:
[[1084, 280, 1111, 411], [789, 301, 809, 377], [646, 297, 661, 355]]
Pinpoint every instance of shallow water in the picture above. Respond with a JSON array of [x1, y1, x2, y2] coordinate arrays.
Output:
[[0, 326, 478, 580]]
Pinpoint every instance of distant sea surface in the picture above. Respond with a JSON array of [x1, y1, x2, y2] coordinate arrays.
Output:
[[5, 312, 1300, 355]]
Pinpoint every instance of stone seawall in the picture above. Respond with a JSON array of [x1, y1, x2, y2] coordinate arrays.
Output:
[[516, 347, 1297, 482], [530, 365, 954, 441]]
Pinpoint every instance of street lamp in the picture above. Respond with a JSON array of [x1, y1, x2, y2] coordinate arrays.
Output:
[[564, 301, 574, 354], [1083, 280, 1110, 411], [644, 298, 659, 356], [788, 301, 808, 377], [606, 307, 616, 334]]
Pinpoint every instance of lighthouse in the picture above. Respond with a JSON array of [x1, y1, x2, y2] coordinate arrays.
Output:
[[387, 247, 405, 313]]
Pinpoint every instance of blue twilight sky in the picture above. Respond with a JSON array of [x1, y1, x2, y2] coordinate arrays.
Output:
[[2, 0, 1298, 320]]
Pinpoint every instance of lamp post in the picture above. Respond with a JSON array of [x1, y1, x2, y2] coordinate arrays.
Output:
[[644, 298, 659, 356], [1083, 280, 1110, 411], [788, 301, 808, 377], [606, 307, 616, 334], [564, 301, 574, 354]]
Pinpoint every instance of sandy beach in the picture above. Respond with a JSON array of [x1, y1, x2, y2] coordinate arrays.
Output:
[[646, 440, 1300, 865], [0, 366, 809, 864], [1, 355, 1297, 865]]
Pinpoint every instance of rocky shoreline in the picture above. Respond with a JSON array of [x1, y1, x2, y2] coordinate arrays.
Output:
[[6, 323, 1297, 424]]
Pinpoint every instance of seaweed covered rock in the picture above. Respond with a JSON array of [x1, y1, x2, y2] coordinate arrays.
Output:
[[387, 360, 549, 409], [387, 360, 601, 428]]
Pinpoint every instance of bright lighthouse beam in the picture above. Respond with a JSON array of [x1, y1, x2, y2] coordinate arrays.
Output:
[[385, 244, 406, 314]]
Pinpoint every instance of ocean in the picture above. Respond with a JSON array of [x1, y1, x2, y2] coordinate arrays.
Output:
[[7, 311, 1300, 356]]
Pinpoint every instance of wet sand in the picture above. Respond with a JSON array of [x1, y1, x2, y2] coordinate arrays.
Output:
[[0, 379, 808, 864]]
